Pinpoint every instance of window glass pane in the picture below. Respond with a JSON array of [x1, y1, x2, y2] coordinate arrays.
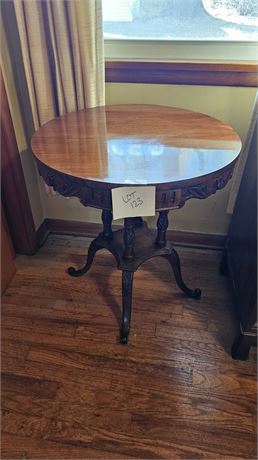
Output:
[[103, 0, 258, 40]]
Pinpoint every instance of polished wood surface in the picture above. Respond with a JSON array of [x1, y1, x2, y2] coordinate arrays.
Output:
[[31, 105, 241, 186], [2, 234, 257, 459], [105, 61, 258, 87]]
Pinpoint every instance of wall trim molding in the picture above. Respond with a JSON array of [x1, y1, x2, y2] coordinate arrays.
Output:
[[37, 218, 226, 250], [105, 60, 258, 87]]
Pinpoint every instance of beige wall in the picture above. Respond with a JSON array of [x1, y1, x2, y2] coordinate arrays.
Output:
[[41, 83, 257, 235]]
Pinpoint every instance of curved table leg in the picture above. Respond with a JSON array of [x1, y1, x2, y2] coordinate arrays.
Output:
[[68, 239, 101, 277], [163, 249, 201, 299], [120, 270, 134, 344]]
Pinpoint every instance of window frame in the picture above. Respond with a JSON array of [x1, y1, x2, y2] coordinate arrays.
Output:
[[104, 39, 258, 87], [104, 38, 258, 61]]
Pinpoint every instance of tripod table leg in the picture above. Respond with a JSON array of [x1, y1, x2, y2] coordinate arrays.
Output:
[[68, 239, 101, 277], [120, 270, 134, 344], [163, 249, 201, 299]]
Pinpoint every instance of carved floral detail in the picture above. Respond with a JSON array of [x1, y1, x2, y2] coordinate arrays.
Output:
[[156, 210, 169, 247], [156, 168, 234, 209], [123, 218, 135, 259], [181, 169, 233, 203], [37, 161, 112, 209], [36, 159, 234, 212]]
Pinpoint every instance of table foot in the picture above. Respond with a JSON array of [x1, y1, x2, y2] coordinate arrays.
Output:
[[163, 249, 202, 299], [120, 270, 134, 344], [120, 335, 128, 345], [68, 239, 101, 277]]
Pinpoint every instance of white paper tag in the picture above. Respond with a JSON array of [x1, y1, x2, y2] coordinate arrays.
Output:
[[111, 186, 156, 220]]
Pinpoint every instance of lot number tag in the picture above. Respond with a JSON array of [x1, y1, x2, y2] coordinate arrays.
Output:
[[111, 186, 156, 220]]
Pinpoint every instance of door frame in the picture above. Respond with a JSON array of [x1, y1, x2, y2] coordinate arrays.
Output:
[[1, 68, 38, 255]]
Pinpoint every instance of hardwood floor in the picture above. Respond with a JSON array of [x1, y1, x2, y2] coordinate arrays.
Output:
[[1, 234, 257, 459]]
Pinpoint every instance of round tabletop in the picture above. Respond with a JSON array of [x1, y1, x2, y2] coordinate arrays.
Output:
[[31, 104, 241, 187], [31, 105, 242, 211]]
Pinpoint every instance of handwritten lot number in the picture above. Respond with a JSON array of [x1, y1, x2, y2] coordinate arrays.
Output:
[[111, 186, 156, 220]]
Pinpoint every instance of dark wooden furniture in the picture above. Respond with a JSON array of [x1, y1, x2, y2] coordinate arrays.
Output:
[[1, 207, 16, 294], [0, 69, 38, 255], [220, 119, 257, 360], [31, 104, 241, 344]]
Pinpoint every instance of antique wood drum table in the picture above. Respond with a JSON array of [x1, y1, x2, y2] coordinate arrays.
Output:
[[31, 105, 241, 344]]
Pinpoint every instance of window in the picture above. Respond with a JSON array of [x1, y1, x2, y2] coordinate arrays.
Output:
[[103, 0, 258, 40], [103, 0, 258, 60]]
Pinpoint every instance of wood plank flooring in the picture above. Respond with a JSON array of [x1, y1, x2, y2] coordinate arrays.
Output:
[[1, 234, 257, 459]]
